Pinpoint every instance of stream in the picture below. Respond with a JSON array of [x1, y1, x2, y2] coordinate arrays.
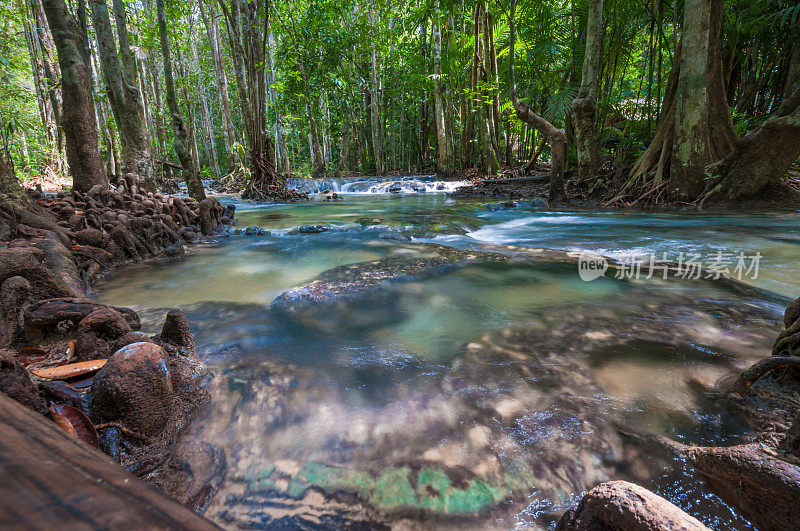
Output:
[[94, 188, 800, 529]]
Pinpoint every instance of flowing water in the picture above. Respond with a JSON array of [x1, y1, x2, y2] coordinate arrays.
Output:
[[94, 192, 800, 529]]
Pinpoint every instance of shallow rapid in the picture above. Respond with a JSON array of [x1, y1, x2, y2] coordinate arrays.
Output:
[[95, 193, 799, 528]]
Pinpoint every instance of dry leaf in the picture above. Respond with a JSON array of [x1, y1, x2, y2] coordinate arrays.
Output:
[[49, 404, 99, 448], [66, 340, 77, 362], [31, 359, 107, 380]]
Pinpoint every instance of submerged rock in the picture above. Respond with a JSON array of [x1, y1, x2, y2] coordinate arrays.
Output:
[[294, 224, 331, 234], [484, 197, 547, 211], [273, 243, 507, 308]]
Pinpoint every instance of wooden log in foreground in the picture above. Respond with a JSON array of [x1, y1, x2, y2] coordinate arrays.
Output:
[[0, 393, 218, 530]]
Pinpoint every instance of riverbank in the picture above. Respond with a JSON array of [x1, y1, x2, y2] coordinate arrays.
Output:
[[0, 184, 233, 513], [450, 168, 800, 210]]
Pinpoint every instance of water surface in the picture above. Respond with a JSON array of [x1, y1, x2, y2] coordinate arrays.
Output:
[[96, 194, 797, 528]]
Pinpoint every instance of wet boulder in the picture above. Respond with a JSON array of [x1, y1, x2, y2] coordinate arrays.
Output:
[[112, 331, 151, 352], [296, 224, 330, 234], [75, 308, 133, 361], [274, 244, 507, 306], [557, 481, 710, 530], [90, 342, 174, 437], [484, 197, 547, 212], [154, 309, 197, 360]]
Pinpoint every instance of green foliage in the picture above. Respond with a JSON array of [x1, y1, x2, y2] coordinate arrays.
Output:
[[1, 0, 794, 181]]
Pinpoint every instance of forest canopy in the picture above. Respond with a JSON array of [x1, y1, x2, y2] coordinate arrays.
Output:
[[1, 0, 799, 204]]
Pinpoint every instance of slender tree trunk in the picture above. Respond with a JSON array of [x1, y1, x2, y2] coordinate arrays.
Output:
[[156, 0, 204, 199], [265, 30, 288, 174], [370, 19, 384, 175], [200, 0, 240, 171], [31, 0, 65, 163], [433, 0, 450, 174], [41, 0, 107, 193], [300, 66, 325, 178], [481, 3, 500, 175], [24, 12, 58, 175], [571, 0, 603, 182], [508, 0, 565, 201], [190, 37, 221, 179]]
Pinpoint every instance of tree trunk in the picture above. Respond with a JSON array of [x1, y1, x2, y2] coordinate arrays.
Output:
[[631, 0, 737, 200], [706, 86, 800, 200], [433, 0, 450, 174], [481, 3, 500, 176], [508, 0, 565, 201], [571, 0, 603, 182], [190, 36, 221, 180], [300, 66, 325, 178], [89, 0, 152, 191], [41, 0, 107, 193], [156, 0, 204, 200], [200, 0, 240, 172], [370, 24, 384, 175], [219, 0, 283, 196]]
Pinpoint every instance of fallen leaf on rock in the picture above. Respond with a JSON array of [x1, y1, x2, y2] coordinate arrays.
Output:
[[16, 348, 48, 366], [31, 359, 107, 380], [49, 404, 99, 448]]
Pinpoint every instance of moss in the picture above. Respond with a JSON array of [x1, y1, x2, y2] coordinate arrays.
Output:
[[255, 461, 510, 515]]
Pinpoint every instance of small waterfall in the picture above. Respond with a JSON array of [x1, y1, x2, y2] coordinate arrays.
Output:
[[288, 175, 467, 195]]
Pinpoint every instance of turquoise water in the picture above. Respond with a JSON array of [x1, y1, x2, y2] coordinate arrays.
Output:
[[95, 194, 798, 528]]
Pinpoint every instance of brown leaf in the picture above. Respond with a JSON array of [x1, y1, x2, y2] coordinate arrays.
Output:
[[31, 359, 107, 380], [49, 404, 99, 448], [16, 348, 48, 366], [66, 340, 76, 362]]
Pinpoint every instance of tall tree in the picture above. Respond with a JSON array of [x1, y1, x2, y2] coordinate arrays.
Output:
[[89, 0, 153, 191], [219, 0, 281, 196], [433, 0, 450, 174], [508, 0, 565, 201], [571, 0, 603, 182], [24, 0, 65, 175], [632, 0, 737, 199], [156, 0, 205, 199], [199, 0, 240, 171], [41, 0, 107, 193]]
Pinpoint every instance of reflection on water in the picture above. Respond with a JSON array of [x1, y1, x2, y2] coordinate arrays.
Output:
[[95, 195, 797, 528]]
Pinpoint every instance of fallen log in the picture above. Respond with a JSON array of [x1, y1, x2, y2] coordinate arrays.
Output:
[[0, 393, 217, 529]]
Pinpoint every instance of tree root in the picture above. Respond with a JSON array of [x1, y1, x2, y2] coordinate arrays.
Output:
[[728, 356, 800, 397]]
